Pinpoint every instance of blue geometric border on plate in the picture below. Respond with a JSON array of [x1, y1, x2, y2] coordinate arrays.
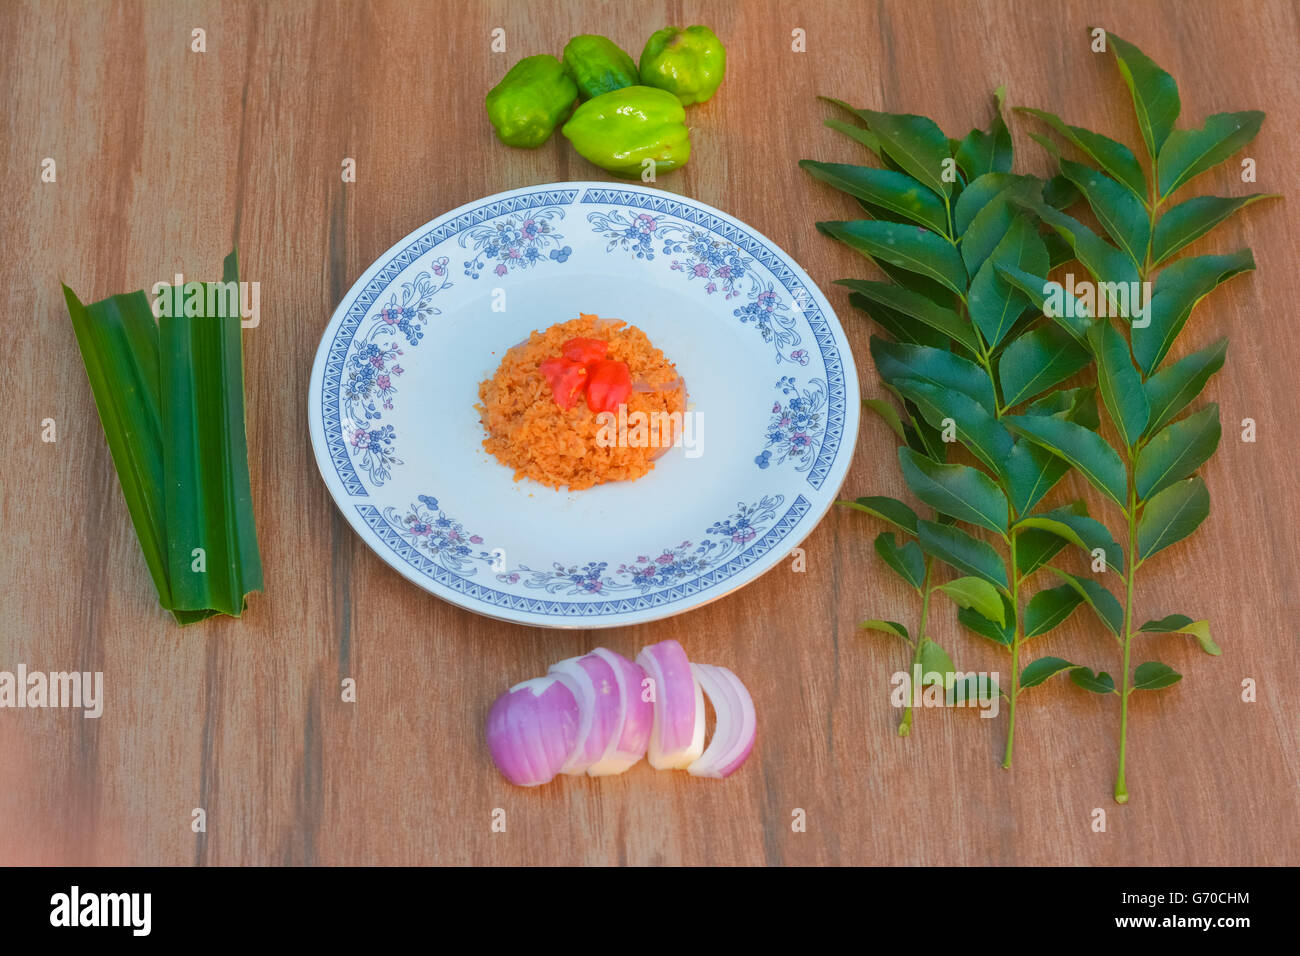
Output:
[[322, 186, 847, 498], [357, 495, 812, 615]]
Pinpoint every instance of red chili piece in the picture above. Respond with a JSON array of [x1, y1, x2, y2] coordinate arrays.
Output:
[[585, 358, 633, 414], [538, 337, 632, 413], [539, 356, 588, 410]]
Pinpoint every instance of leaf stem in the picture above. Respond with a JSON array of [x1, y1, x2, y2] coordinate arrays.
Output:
[[1115, 481, 1137, 803], [1116, 168, 1161, 804], [899, 556, 935, 737], [1002, 527, 1022, 768]]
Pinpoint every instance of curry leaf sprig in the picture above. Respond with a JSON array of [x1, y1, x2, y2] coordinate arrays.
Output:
[[1011, 30, 1275, 802], [804, 93, 1113, 762]]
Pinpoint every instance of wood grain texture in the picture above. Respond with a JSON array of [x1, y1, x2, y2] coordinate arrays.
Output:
[[1, 0, 1297, 866]]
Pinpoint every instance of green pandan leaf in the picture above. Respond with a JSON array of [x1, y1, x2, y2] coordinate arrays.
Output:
[[999, 324, 1092, 409], [1135, 404, 1221, 500], [1014, 106, 1147, 199], [1088, 319, 1149, 449], [892, 378, 1014, 478], [1023, 584, 1085, 638], [1157, 111, 1265, 199], [860, 619, 912, 643], [1070, 667, 1117, 694], [159, 255, 264, 617], [1056, 157, 1150, 268], [1137, 477, 1210, 562], [818, 220, 967, 295], [844, 494, 919, 534], [1106, 30, 1180, 159], [918, 519, 1008, 590], [1015, 509, 1124, 574], [1140, 614, 1220, 656], [1020, 657, 1077, 689], [870, 337, 997, 412], [836, 279, 979, 354], [899, 447, 1009, 536], [1151, 194, 1278, 266], [858, 109, 955, 198], [938, 576, 1008, 626], [1143, 338, 1227, 436], [1132, 661, 1183, 691], [875, 532, 927, 590], [1134, 250, 1254, 374], [969, 215, 1049, 348], [861, 398, 907, 440], [63, 249, 262, 625], [63, 286, 179, 617], [1004, 413, 1128, 508], [801, 161, 950, 234], [1046, 567, 1124, 636]]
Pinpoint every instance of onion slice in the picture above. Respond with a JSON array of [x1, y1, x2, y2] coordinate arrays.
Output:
[[485, 675, 580, 787], [548, 653, 618, 775], [636, 640, 705, 770], [588, 647, 652, 776], [687, 663, 756, 778]]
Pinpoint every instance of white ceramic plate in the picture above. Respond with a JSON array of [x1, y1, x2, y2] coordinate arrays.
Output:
[[308, 182, 859, 627]]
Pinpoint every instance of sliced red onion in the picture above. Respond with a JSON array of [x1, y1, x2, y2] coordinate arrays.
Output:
[[485, 675, 579, 787], [548, 654, 618, 775], [636, 639, 705, 770], [687, 663, 756, 778], [588, 647, 652, 775]]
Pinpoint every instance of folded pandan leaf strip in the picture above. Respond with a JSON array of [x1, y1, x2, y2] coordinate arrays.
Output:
[[64, 250, 261, 624]]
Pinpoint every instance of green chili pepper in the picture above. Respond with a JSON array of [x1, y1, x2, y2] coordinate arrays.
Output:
[[485, 54, 578, 148], [638, 25, 726, 105], [561, 86, 691, 178], [562, 34, 639, 100]]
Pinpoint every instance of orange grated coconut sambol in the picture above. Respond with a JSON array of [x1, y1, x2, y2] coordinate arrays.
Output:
[[476, 314, 686, 491]]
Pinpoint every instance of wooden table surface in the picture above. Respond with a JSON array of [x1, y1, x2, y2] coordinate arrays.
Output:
[[2, 0, 1297, 866]]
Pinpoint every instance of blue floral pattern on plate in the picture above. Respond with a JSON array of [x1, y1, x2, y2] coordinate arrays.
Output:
[[382, 493, 785, 596], [344, 263, 450, 485], [588, 208, 801, 363], [755, 377, 827, 472], [460, 206, 569, 279]]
